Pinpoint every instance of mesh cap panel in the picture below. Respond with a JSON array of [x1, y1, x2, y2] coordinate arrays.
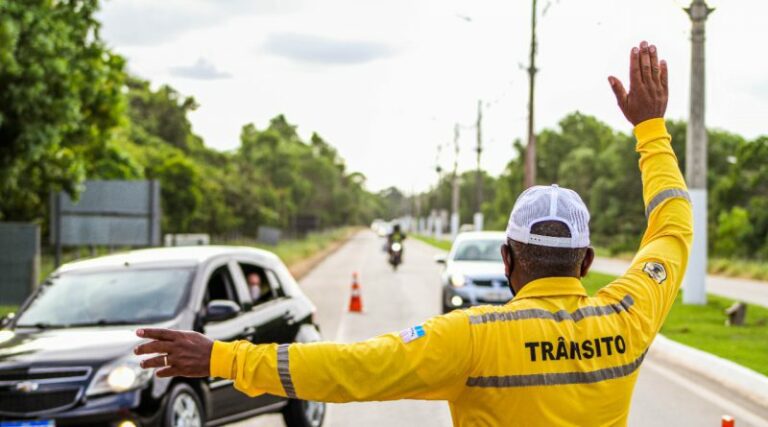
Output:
[[506, 184, 590, 248]]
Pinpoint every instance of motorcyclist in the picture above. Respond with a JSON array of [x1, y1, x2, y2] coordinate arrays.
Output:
[[387, 224, 406, 261]]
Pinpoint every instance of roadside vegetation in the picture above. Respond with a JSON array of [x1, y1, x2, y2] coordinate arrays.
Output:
[[413, 234, 453, 252], [213, 227, 356, 269], [708, 258, 768, 282]]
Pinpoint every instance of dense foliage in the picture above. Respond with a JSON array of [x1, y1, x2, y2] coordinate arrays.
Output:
[[0, 0, 125, 222], [417, 112, 768, 260], [0, 0, 382, 239]]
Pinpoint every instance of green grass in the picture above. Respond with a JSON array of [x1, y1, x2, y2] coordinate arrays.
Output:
[[413, 234, 453, 251], [583, 271, 768, 376], [709, 257, 768, 282], [0, 306, 17, 317], [213, 227, 356, 267]]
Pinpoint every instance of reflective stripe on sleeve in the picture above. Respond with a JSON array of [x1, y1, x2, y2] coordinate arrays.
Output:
[[466, 351, 647, 388], [277, 344, 297, 399], [469, 295, 634, 325], [646, 188, 691, 217]]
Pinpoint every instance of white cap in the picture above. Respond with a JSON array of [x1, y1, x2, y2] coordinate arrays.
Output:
[[505, 184, 590, 248]]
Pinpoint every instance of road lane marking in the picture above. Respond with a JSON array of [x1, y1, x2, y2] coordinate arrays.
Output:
[[644, 360, 768, 427]]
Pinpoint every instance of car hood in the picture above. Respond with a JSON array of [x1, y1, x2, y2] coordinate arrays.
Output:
[[0, 327, 148, 365], [447, 261, 506, 278]]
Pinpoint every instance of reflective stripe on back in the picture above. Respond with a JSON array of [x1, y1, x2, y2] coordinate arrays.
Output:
[[468, 294, 634, 325], [466, 350, 647, 388]]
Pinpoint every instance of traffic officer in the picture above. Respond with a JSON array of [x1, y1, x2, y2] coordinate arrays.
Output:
[[134, 41, 692, 426]]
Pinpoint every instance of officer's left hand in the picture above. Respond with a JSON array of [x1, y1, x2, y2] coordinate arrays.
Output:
[[134, 328, 213, 378], [608, 40, 668, 126]]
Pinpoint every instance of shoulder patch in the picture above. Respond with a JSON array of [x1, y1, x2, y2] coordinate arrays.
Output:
[[399, 325, 426, 344], [643, 262, 667, 284]]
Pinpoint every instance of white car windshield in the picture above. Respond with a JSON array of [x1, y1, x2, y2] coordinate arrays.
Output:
[[452, 239, 504, 262], [15, 267, 195, 328]]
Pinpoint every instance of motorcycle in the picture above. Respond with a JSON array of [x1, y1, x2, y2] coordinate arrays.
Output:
[[389, 242, 403, 271]]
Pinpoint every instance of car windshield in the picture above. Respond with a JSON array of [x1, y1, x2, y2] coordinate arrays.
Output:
[[452, 239, 504, 262], [15, 267, 195, 328]]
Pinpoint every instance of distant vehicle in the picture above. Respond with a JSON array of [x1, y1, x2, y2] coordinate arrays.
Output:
[[0, 246, 325, 427], [370, 219, 385, 233], [371, 220, 392, 238], [435, 231, 512, 313], [458, 224, 476, 233]]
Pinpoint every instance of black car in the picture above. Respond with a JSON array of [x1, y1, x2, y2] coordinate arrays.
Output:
[[0, 246, 326, 427]]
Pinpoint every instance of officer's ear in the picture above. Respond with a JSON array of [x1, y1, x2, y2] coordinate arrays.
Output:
[[580, 247, 595, 278], [501, 243, 514, 277]]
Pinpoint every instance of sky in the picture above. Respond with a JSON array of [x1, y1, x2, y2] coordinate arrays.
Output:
[[97, 0, 768, 193]]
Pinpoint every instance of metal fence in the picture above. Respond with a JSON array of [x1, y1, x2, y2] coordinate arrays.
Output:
[[0, 223, 40, 305]]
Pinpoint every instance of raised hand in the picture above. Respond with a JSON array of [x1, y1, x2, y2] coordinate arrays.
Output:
[[608, 41, 668, 126], [134, 328, 214, 378]]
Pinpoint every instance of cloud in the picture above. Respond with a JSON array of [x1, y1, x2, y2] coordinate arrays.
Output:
[[263, 33, 397, 65], [169, 58, 231, 80], [98, 0, 306, 47]]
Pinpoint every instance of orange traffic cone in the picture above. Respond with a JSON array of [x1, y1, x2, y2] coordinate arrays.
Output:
[[722, 415, 735, 427], [349, 272, 363, 313]]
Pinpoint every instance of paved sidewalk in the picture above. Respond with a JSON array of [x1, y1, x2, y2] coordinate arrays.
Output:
[[592, 257, 768, 307]]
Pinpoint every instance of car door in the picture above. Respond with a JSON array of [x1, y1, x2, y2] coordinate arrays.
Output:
[[235, 260, 297, 346], [201, 260, 266, 420], [262, 269, 302, 343]]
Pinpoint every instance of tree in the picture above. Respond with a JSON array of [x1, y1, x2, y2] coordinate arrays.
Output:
[[714, 207, 752, 258], [0, 0, 125, 222], [149, 155, 203, 233], [126, 77, 203, 153]]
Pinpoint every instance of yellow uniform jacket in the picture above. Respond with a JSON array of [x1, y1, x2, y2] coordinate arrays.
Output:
[[210, 118, 693, 426]]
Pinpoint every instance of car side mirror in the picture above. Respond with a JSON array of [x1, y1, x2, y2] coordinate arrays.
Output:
[[204, 300, 241, 323], [434, 255, 447, 265]]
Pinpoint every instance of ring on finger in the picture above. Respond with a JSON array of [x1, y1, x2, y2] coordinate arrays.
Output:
[[163, 355, 169, 368]]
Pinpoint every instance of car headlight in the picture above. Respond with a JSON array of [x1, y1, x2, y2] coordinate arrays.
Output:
[[450, 273, 467, 288], [87, 356, 153, 396]]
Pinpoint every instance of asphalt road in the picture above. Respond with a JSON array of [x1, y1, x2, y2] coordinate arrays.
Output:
[[234, 231, 768, 427]]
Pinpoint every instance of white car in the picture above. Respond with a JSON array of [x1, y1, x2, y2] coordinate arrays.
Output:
[[435, 231, 512, 313], [1, 246, 325, 427]]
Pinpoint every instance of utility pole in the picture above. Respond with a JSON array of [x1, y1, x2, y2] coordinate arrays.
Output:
[[524, 0, 538, 189], [474, 100, 484, 231], [451, 124, 460, 239], [682, 0, 713, 305], [432, 143, 444, 238]]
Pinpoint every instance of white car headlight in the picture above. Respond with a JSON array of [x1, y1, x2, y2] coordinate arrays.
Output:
[[450, 273, 467, 288], [87, 357, 153, 396]]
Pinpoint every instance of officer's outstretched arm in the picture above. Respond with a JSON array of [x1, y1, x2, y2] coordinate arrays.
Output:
[[210, 310, 473, 403], [598, 42, 693, 336]]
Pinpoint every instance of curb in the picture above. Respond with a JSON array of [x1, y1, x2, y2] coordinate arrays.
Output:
[[650, 334, 768, 407]]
